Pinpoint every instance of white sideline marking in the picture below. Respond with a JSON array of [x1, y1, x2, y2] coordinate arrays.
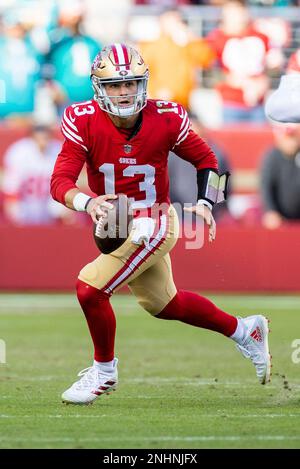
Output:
[[2, 375, 300, 389], [0, 375, 285, 387], [0, 294, 299, 311], [126, 377, 261, 384], [1, 413, 300, 419], [216, 297, 300, 309], [0, 435, 300, 443], [0, 303, 134, 310], [0, 295, 137, 314]]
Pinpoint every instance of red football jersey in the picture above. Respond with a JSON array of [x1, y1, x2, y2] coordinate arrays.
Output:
[[51, 99, 218, 210], [207, 26, 270, 105], [207, 26, 269, 75]]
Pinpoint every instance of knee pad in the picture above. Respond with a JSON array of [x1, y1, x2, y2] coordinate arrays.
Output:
[[76, 278, 109, 307]]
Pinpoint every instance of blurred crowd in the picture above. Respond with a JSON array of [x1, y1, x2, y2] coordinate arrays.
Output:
[[134, 1, 300, 5], [0, 0, 300, 229]]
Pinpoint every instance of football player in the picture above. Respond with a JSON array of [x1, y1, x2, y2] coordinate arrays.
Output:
[[265, 73, 300, 123], [51, 44, 271, 404]]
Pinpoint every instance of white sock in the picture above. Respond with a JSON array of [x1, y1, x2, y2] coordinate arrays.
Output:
[[230, 318, 247, 344], [93, 359, 115, 372]]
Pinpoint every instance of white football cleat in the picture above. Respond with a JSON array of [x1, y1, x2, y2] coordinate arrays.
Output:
[[62, 358, 118, 405], [236, 315, 271, 384]]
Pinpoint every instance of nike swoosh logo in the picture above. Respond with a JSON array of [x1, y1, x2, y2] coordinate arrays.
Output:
[[69, 113, 76, 123]]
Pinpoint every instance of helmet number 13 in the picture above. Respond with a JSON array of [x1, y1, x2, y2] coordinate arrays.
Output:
[[99, 163, 156, 209]]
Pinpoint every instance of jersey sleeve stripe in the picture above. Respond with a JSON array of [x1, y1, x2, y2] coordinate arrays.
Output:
[[61, 121, 83, 143], [175, 128, 190, 146], [63, 110, 78, 132], [177, 117, 190, 142], [171, 110, 191, 149], [61, 127, 88, 151], [180, 110, 188, 130], [178, 105, 186, 119]]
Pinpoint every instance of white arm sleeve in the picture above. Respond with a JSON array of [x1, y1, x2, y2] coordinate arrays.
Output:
[[265, 74, 300, 123]]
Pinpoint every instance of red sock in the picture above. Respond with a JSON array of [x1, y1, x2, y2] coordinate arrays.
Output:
[[76, 279, 116, 362], [157, 290, 237, 336]]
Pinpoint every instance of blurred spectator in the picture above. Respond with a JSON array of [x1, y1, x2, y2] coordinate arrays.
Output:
[[207, 0, 284, 124], [286, 48, 300, 73], [264, 53, 300, 123], [169, 116, 231, 221], [134, 1, 200, 4], [253, 16, 290, 67], [1, 124, 68, 225], [0, 15, 43, 122], [260, 123, 300, 229], [45, 0, 101, 110], [138, 8, 215, 111], [248, 1, 299, 5], [136, 0, 183, 3]]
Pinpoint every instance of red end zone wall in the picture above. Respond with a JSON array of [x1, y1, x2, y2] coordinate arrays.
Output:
[[0, 224, 299, 291], [206, 126, 274, 170]]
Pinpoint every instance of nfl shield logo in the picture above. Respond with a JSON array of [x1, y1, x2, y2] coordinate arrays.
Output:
[[124, 144, 132, 154]]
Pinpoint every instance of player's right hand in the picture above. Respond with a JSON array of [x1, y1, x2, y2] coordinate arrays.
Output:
[[86, 194, 117, 224]]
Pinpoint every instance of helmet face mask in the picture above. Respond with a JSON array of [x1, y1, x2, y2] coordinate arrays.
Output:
[[91, 44, 149, 117], [91, 75, 147, 118]]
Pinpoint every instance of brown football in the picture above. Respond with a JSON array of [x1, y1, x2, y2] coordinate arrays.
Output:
[[93, 194, 133, 254]]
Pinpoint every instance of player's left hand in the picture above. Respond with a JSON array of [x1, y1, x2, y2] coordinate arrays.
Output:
[[183, 204, 216, 242]]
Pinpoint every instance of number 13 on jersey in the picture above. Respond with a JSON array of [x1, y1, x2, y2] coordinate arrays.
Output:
[[99, 163, 157, 209]]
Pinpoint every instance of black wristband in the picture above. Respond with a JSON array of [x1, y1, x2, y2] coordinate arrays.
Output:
[[197, 168, 219, 205]]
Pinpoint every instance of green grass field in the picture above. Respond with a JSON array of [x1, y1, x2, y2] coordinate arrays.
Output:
[[1, 293, 300, 449]]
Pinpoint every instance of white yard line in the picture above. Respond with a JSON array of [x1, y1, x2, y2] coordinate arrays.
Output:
[[0, 375, 286, 387], [0, 295, 136, 313], [2, 375, 300, 390], [0, 435, 300, 443], [1, 413, 300, 419], [212, 297, 300, 308], [0, 294, 299, 311]]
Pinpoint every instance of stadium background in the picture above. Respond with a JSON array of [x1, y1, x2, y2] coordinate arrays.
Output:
[[1, 0, 300, 451], [1, 0, 300, 291]]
